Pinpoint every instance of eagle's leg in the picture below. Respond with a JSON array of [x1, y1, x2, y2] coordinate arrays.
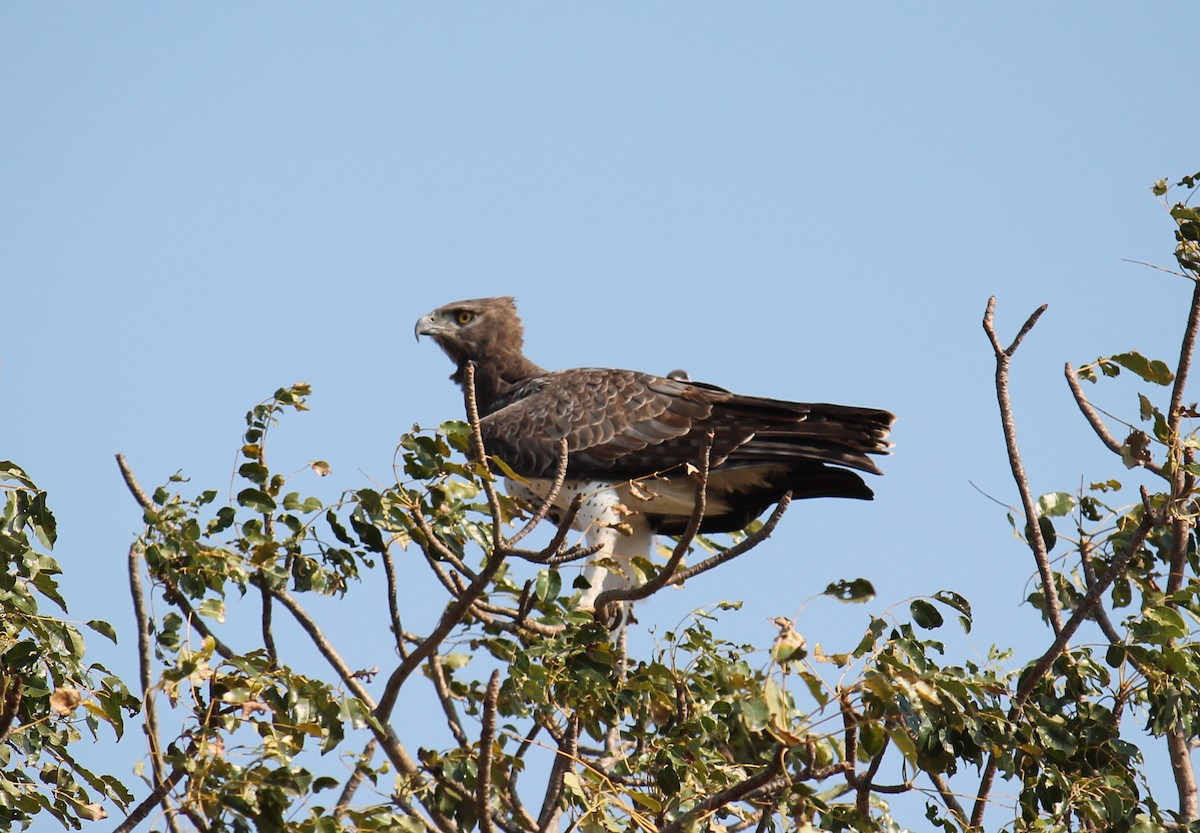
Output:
[[571, 488, 653, 631], [506, 478, 653, 630]]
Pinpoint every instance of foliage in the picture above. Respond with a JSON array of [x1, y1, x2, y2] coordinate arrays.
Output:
[[9, 174, 1200, 831], [0, 462, 137, 829]]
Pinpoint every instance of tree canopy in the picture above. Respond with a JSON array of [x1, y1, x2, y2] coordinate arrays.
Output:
[[4, 174, 1200, 831]]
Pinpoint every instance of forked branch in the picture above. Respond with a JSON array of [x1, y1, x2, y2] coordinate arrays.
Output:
[[982, 297, 1063, 635]]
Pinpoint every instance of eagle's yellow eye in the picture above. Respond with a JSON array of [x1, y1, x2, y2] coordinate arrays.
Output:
[[456, 310, 475, 325]]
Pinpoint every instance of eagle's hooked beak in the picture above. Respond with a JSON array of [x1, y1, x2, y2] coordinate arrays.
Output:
[[414, 313, 439, 342]]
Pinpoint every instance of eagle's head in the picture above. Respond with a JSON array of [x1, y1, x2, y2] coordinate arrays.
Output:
[[412, 296, 544, 393], [415, 296, 529, 371]]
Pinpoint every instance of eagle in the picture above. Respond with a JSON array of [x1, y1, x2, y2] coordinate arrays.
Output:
[[415, 296, 893, 625]]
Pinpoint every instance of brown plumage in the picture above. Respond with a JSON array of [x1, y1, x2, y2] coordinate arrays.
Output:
[[415, 296, 893, 535]]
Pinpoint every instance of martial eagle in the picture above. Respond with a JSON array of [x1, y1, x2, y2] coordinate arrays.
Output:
[[415, 296, 893, 624]]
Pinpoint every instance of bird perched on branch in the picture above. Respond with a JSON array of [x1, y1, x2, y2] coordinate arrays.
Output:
[[415, 296, 893, 626]]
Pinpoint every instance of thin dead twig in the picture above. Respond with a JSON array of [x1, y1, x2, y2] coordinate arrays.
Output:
[[983, 297, 1063, 636], [594, 433, 712, 620], [667, 495, 792, 586], [463, 362, 505, 543], [506, 438, 570, 548]]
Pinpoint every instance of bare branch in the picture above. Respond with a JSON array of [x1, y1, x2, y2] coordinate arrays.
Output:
[[668, 495, 792, 586], [983, 297, 1063, 635], [412, 501, 478, 580], [1064, 362, 1166, 478], [927, 770, 969, 830], [477, 670, 501, 833], [463, 362, 505, 542], [427, 655, 470, 748], [505, 726, 542, 832], [537, 715, 578, 833], [116, 453, 156, 514], [1168, 280, 1200, 440], [376, 543, 509, 721], [594, 433, 712, 619], [259, 583, 278, 664], [334, 739, 377, 816], [507, 438, 570, 548], [1170, 730, 1199, 821], [112, 761, 187, 833], [381, 546, 409, 659]]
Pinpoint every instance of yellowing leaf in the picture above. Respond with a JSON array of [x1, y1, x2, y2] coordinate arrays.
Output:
[[50, 686, 82, 716]]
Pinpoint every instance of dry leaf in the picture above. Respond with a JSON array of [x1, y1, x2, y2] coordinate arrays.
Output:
[[310, 460, 332, 477], [50, 686, 82, 716], [241, 701, 271, 719], [79, 803, 107, 821]]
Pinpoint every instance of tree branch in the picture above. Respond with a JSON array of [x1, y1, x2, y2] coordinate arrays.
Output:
[[463, 362, 505, 542], [667, 496, 791, 586], [659, 747, 786, 833], [983, 297, 1063, 635], [970, 487, 1159, 828], [506, 438, 570, 548], [477, 670, 501, 833], [1064, 363, 1166, 478], [537, 715, 578, 833], [594, 433, 711, 620]]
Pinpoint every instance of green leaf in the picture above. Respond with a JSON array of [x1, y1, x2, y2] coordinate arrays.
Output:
[[1144, 606, 1188, 641], [824, 578, 876, 603], [442, 653, 471, 671], [1111, 352, 1175, 385], [236, 488, 276, 513], [910, 599, 944, 629], [1036, 492, 1076, 518], [933, 591, 972, 633], [85, 620, 118, 644], [197, 599, 226, 623], [282, 492, 322, 512], [534, 569, 562, 602]]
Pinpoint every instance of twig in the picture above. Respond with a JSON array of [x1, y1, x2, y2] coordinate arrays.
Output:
[[260, 583, 277, 664], [667, 496, 791, 586], [382, 546, 409, 659], [116, 454, 155, 513], [983, 297, 1063, 635], [927, 770, 969, 829], [659, 747, 786, 833], [594, 434, 712, 620], [376, 543, 509, 719], [1165, 279, 1200, 822], [537, 715, 578, 833], [127, 544, 163, 779], [1168, 280, 1200, 442], [970, 487, 1159, 828], [334, 739, 377, 815], [507, 438, 570, 548], [463, 362, 505, 543], [477, 670, 501, 833], [505, 726, 541, 831], [260, 578, 441, 828], [1064, 363, 1166, 478], [427, 655, 470, 748], [112, 762, 187, 833], [412, 501, 478, 580]]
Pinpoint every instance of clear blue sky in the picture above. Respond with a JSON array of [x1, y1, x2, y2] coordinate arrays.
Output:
[[3, 5, 1198, 828]]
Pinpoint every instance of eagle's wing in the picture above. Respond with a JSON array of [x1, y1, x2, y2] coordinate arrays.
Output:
[[478, 369, 738, 478], [479, 368, 891, 485]]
